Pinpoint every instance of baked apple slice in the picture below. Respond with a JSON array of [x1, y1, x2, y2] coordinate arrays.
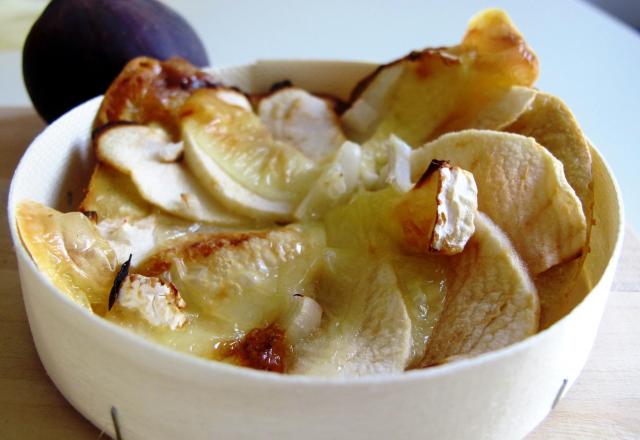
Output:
[[341, 9, 538, 145], [95, 56, 217, 140], [257, 87, 346, 162], [321, 189, 449, 367], [95, 123, 247, 225], [134, 224, 326, 370], [420, 212, 539, 366], [291, 255, 412, 376], [505, 92, 594, 328], [180, 88, 319, 220], [80, 164, 152, 222], [16, 201, 117, 312], [412, 130, 587, 275]]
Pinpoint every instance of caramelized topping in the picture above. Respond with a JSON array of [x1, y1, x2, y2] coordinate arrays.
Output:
[[184, 233, 259, 259], [138, 232, 265, 276], [223, 324, 291, 373]]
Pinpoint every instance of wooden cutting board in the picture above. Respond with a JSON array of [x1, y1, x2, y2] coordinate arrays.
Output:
[[1, 108, 638, 439]]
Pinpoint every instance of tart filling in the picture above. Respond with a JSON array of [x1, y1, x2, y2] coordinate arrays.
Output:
[[16, 8, 592, 377]]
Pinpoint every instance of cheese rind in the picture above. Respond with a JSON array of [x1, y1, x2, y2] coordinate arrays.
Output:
[[117, 274, 187, 330], [395, 160, 477, 256]]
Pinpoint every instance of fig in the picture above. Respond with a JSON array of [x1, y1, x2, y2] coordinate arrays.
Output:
[[23, 0, 209, 122]]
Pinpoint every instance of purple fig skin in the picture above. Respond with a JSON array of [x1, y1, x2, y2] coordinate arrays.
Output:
[[23, 0, 209, 122]]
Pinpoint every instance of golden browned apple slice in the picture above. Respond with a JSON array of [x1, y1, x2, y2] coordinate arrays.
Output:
[[464, 86, 537, 132], [291, 254, 412, 377], [16, 201, 118, 312], [505, 92, 594, 328], [322, 189, 448, 367], [79, 164, 156, 265], [79, 164, 152, 222], [180, 88, 319, 220], [95, 56, 218, 140], [81, 163, 235, 252], [95, 123, 248, 225], [411, 130, 587, 275], [341, 9, 538, 145], [257, 87, 346, 162], [79, 164, 219, 266], [506, 92, 593, 224], [395, 159, 477, 255], [420, 212, 539, 367], [107, 224, 326, 372], [323, 187, 403, 252], [135, 224, 326, 365]]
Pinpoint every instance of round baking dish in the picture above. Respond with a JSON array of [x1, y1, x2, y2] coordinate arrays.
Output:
[[8, 60, 624, 440]]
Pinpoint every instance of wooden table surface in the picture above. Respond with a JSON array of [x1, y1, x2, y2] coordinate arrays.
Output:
[[1, 108, 639, 439]]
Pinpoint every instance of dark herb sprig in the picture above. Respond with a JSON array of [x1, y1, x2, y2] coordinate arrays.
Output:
[[108, 254, 132, 311]]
